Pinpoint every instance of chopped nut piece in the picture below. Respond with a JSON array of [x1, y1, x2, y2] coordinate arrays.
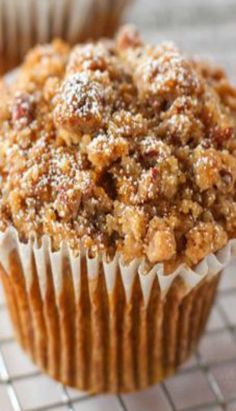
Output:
[[193, 148, 222, 191], [54, 72, 105, 135], [186, 222, 228, 265], [87, 134, 128, 169], [120, 206, 146, 241], [67, 43, 112, 74], [109, 111, 147, 138], [146, 226, 176, 263], [12, 92, 35, 130]]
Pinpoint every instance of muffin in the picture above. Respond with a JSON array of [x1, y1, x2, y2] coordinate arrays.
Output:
[[0, 0, 130, 74], [0, 26, 236, 393]]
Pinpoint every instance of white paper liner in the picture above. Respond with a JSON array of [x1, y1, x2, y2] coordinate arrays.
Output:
[[0, 226, 235, 307]]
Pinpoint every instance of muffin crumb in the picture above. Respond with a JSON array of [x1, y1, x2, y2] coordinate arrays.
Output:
[[0, 27, 236, 270]]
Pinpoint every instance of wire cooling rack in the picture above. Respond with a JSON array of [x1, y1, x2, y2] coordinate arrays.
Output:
[[0, 260, 236, 411]]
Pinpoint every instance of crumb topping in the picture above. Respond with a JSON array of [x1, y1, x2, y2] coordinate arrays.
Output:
[[0, 28, 236, 272]]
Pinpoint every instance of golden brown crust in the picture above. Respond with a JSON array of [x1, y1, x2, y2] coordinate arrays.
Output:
[[0, 27, 236, 269]]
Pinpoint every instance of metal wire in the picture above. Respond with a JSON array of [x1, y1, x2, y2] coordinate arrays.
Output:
[[0, 271, 236, 411]]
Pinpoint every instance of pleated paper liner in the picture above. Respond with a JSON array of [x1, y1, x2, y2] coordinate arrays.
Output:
[[0, 227, 235, 393], [0, 0, 131, 74]]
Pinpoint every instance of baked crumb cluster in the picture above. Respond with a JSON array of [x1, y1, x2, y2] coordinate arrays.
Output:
[[0, 26, 236, 271]]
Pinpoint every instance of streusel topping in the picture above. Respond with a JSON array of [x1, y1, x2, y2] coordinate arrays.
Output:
[[0, 27, 236, 271]]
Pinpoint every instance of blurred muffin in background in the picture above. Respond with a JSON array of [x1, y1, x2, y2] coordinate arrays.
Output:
[[0, 0, 130, 74]]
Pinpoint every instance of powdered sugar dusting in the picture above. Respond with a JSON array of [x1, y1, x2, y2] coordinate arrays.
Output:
[[0, 28, 236, 271]]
